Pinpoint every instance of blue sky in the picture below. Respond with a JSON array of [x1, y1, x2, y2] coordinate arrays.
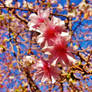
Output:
[[0, 0, 92, 92]]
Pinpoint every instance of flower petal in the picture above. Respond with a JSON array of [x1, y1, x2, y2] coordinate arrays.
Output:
[[52, 16, 65, 26], [51, 57, 58, 66], [67, 54, 76, 64], [51, 76, 56, 83]]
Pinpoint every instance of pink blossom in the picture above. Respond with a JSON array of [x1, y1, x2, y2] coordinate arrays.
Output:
[[29, 9, 50, 29], [23, 55, 36, 67], [37, 25, 58, 47], [32, 58, 60, 83], [37, 16, 66, 47], [48, 37, 76, 66]]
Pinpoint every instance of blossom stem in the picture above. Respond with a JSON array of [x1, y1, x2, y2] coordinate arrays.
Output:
[[24, 68, 41, 92]]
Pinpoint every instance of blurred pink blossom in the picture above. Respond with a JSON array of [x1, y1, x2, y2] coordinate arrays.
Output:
[[32, 58, 60, 83], [37, 16, 66, 47], [28, 9, 50, 29], [47, 37, 76, 66]]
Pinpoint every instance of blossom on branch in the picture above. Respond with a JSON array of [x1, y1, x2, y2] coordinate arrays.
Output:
[[37, 16, 66, 47], [28, 9, 50, 29], [47, 37, 76, 66], [5, 0, 13, 7], [23, 55, 36, 67], [32, 57, 60, 83], [28, 8, 76, 80], [78, 0, 89, 12]]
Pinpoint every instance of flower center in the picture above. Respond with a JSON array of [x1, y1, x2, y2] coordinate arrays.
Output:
[[38, 18, 44, 23], [54, 44, 66, 56], [44, 27, 56, 39]]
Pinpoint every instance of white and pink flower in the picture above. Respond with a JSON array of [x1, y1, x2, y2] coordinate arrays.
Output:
[[37, 16, 66, 47], [47, 37, 76, 66], [28, 9, 50, 29], [32, 58, 60, 83], [23, 55, 36, 67]]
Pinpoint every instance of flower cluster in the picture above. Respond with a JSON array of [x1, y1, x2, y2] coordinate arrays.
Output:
[[28, 9, 76, 83]]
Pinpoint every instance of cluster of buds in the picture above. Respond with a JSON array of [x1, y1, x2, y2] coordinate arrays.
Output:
[[26, 8, 76, 83]]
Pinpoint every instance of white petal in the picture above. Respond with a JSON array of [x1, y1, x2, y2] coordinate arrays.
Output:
[[41, 75, 48, 82], [59, 21, 65, 25], [42, 41, 48, 49], [60, 32, 69, 36], [35, 29, 41, 33], [37, 36, 44, 44], [5, 0, 13, 7], [42, 41, 53, 50], [79, 1, 86, 9], [51, 76, 56, 83], [37, 60, 43, 67], [60, 32, 71, 40], [28, 3, 33, 9], [26, 56, 31, 59], [52, 16, 65, 26], [23, 55, 35, 64], [28, 22, 35, 30], [42, 9, 50, 18], [51, 58, 58, 66], [68, 12, 76, 17], [67, 54, 76, 63], [29, 13, 37, 19], [28, 22, 41, 33], [62, 60, 66, 65], [44, 51, 51, 55]]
